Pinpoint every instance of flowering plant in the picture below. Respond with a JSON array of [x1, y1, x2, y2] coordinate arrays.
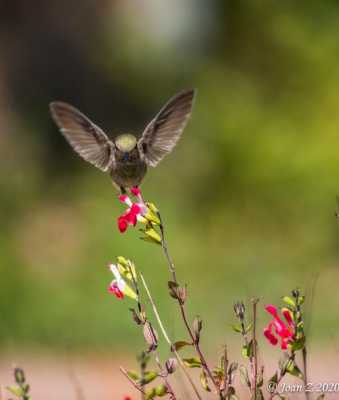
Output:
[[2, 187, 321, 400], [106, 188, 317, 400]]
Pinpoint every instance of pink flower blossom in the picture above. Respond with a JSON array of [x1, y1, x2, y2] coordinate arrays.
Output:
[[264, 304, 295, 350], [117, 188, 148, 233]]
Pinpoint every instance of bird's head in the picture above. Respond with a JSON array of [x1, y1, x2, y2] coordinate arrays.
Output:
[[115, 134, 137, 160]]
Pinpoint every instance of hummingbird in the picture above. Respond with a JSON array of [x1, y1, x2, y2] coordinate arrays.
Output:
[[49, 89, 196, 194]]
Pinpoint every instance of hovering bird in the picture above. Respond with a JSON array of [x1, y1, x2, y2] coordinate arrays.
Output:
[[49, 89, 196, 193]]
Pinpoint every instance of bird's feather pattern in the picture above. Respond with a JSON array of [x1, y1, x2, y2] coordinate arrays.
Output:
[[49, 102, 114, 171], [138, 89, 195, 167]]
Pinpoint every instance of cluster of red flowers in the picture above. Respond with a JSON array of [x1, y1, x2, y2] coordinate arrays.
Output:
[[264, 305, 294, 350]]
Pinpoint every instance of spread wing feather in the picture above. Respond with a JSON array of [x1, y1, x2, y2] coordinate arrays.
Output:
[[49, 101, 114, 172], [138, 89, 195, 167]]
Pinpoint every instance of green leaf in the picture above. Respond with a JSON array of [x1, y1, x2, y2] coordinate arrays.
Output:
[[140, 236, 161, 245], [154, 384, 167, 396], [251, 389, 264, 400], [126, 370, 140, 381], [139, 371, 158, 385], [282, 296, 296, 308], [291, 337, 305, 351], [278, 353, 290, 373], [200, 370, 211, 392], [231, 324, 242, 333], [6, 385, 23, 397], [145, 388, 156, 400], [286, 360, 303, 379], [245, 322, 253, 334], [242, 340, 253, 358], [172, 340, 192, 351], [142, 227, 162, 245], [116, 257, 137, 281], [22, 383, 30, 394], [145, 203, 161, 225], [269, 371, 278, 385], [183, 357, 202, 368], [239, 365, 250, 387], [213, 366, 224, 380]]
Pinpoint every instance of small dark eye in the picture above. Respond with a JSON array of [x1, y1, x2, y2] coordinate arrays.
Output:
[[142, 143, 147, 153]]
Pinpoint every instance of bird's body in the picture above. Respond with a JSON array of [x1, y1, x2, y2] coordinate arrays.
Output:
[[49, 89, 195, 193], [111, 145, 147, 191]]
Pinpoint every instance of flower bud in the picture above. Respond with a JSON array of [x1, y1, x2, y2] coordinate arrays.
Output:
[[14, 368, 25, 384], [143, 321, 158, 351], [165, 358, 178, 374], [129, 308, 143, 325], [234, 302, 245, 320], [193, 316, 203, 343]]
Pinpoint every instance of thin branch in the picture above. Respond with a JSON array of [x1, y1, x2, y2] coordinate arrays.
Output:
[[302, 347, 309, 400], [158, 213, 177, 282], [140, 273, 203, 400], [127, 263, 146, 400], [154, 352, 176, 400], [222, 346, 229, 397], [252, 298, 259, 399], [140, 273, 172, 345], [268, 351, 296, 400], [139, 352, 146, 400], [157, 214, 223, 398], [120, 367, 146, 395], [67, 363, 86, 400], [178, 299, 221, 396], [295, 289, 309, 400]]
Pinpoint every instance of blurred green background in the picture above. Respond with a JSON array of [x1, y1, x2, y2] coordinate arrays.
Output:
[[1, 0, 339, 358]]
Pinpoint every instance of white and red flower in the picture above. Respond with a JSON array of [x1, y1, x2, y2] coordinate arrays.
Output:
[[107, 263, 136, 300], [117, 187, 148, 233], [264, 304, 295, 350]]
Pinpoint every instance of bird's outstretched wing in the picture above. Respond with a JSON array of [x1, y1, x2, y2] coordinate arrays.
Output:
[[138, 89, 196, 167], [49, 102, 114, 172]]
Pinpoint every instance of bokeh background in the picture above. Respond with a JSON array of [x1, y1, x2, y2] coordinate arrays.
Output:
[[1, 0, 339, 398]]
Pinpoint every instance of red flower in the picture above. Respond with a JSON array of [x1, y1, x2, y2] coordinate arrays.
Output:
[[117, 189, 147, 233], [108, 281, 124, 299], [264, 305, 295, 350], [118, 216, 128, 233]]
